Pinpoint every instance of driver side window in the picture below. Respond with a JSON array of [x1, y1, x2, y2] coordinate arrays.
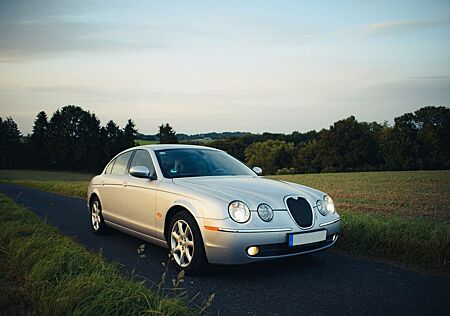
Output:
[[129, 149, 155, 174]]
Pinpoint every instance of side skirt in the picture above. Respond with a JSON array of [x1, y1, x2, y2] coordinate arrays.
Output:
[[105, 220, 168, 249]]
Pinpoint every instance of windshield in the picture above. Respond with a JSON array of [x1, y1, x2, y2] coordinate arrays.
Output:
[[155, 148, 255, 178]]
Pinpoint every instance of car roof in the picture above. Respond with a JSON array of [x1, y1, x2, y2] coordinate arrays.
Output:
[[133, 144, 222, 152]]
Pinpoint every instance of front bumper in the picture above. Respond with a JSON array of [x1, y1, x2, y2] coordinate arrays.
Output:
[[201, 219, 340, 265]]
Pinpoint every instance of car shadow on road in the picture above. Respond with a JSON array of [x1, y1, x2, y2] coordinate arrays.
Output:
[[205, 253, 325, 278], [92, 228, 334, 284]]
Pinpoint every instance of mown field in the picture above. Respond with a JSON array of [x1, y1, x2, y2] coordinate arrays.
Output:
[[135, 139, 158, 145], [271, 171, 450, 224], [0, 169, 92, 198], [273, 171, 450, 273], [1, 169, 449, 273]]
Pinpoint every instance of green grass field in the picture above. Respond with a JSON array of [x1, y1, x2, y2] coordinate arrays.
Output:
[[135, 139, 158, 145], [271, 171, 450, 273], [0, 169, 92, 198], [271, 171, 450, 224], [1, 169, 449, 273]]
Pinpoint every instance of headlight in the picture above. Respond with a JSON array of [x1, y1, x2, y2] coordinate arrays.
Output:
[[228, 201, 250, 223], [316, 199, 327, 216], [324, 195, 335, 214], [257, 203, 273, 222]]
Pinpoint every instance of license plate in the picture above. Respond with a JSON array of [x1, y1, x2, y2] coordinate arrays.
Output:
[[288, 230, 327, 247]]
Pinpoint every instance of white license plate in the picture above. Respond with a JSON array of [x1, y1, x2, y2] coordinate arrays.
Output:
[[288, 230, 327, 247]]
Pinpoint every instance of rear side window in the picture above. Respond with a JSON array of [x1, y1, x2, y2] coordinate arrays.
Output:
[[130, 149, 155, 174], [111, 151, 133, 175], [105, 159, 115, 174]]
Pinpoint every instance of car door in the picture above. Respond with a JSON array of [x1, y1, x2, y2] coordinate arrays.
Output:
[[100, 150, 134, 225], [120, 149, 159, 237]]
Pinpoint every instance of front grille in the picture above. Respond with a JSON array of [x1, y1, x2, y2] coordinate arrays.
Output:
[[286, 196, 313, 228]]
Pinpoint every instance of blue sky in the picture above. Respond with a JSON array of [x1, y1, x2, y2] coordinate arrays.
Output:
[[0, 0, 449, 134]]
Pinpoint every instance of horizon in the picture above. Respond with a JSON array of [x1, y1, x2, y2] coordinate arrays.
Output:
[[1, 0, 449, 135], [4, 104, 428, 137]]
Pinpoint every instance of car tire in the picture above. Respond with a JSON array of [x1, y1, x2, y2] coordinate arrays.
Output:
[[90, 197, 108, 234], [168, 212, 207, 275]]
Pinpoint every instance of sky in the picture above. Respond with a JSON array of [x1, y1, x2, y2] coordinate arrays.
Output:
[[0, 0, 449, 135]]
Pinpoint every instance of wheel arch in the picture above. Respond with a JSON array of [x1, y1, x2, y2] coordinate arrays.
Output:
[[164, 204, 201, 242], [164, 205, 188, 240], [88, 192, 100, 207]]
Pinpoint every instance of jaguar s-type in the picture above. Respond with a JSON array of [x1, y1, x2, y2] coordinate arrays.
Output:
[[87, 145, 340, 273]]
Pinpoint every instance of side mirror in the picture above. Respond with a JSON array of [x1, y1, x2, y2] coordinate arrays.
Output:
[[252, 166, 263, 176], [129, 166, 152, 179]]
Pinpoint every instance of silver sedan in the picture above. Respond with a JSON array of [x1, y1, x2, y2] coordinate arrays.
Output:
[[87, 145, 340, 274]]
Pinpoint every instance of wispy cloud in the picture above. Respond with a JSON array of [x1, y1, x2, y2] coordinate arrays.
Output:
[[409, 75, 449, 80], [362, 19, 450, 36], [0, 1, 192, 62], [338, 18, 450, 39]]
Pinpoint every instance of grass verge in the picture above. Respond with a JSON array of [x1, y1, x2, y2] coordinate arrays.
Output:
[[0, 169, 91, 198], [1, 179, 88, 199], [0, 249, 37, 316], [0, 193, 195, 315], [337, 211, 450, 273]]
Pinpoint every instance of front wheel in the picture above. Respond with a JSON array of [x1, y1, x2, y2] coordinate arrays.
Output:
[[169, 212, 207, 274]]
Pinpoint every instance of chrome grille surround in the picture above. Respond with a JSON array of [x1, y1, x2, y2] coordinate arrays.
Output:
[[284, 195, 315, 229]]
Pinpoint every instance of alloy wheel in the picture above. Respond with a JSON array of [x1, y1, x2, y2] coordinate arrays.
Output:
[[91, 200, 101, 231], [170, 220, 195, 267]]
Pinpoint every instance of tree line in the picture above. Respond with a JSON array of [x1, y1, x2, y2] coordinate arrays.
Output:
[[207, 106, 450, 174], [0, 105, 449, 174], [0, 105, 137, 173]]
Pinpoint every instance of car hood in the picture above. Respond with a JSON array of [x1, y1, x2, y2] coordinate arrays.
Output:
[[172, 176, 325, 210]]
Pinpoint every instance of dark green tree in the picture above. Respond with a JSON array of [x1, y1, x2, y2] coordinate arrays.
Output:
[[122, 119, 138, 148], [381, 106, 450, 170], [101, 120, 124, 160], [0, 117, 22, 168], [44, 105, 107, 172], [47, 106, 85, 170], [415, 106, 450, 169], [74, 111, 103, 172], [29, 111, 49, 167], [294, 139, 321, 173], [245, 140, 295, 175], [294, 116, 383, 173], [158, 123, 178, 144]]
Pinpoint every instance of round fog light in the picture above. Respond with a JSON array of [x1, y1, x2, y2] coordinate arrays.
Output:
[[247, 246, 259, 256]]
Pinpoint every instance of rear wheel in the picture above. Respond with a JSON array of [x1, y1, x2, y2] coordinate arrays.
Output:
[[90, 197, 108, 234], [169, 212, 207, 274]]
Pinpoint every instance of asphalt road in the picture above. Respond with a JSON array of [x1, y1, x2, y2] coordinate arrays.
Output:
[[1, 183, 449, 316]]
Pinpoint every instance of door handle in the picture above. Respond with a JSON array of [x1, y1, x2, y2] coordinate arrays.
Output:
[[123, 182, 128, 187]]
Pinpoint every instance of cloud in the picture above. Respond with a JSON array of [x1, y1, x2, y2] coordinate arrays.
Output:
[[361, 19, 450, 37], [197, 14, 324, 47], [0, 0, 325, 63], [409, 75, 449, 80], [0, 1, 190, 62], [336, 18, 450, 39]]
